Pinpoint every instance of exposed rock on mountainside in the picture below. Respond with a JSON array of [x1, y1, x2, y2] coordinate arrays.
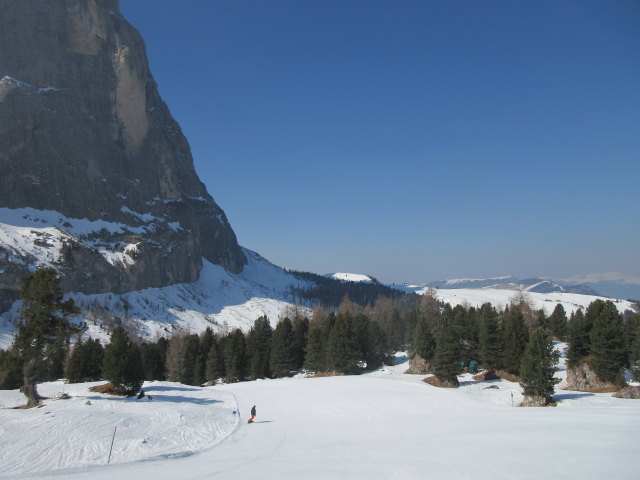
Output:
[[0, 0, 246, 305], [565, 362, 620, 393]]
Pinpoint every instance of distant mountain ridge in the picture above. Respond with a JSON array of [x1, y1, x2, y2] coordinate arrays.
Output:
[[423, 276, 600, 296]]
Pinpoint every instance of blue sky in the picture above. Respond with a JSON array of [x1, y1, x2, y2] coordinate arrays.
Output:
[[120, 0, 639, 284]]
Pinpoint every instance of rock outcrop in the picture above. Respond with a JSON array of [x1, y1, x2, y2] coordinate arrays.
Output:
[[565, 362, 620, 393], [405, 355, 434, 375], [612, 386, 640, 399], [520, 395, 555, 407], [0, 0, 246, 303], [423, 375, 459, 388]]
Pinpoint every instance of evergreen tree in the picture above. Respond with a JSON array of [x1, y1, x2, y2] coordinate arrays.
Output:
[[270, 318, 295, 377], [0, 350, 22, 390], [433, 316, 461, 385], [194, 328, 215, 385], [222, 329, 246, 382], [547, 304, 568, 340], [291, 317, 309, 370], [590, 301, 627, 384], [246, 316, 272, 380], [140, 339, 167, 381], [624, 314, 640, 366], [102, 326, 144, 395], [383, 309, 404, 352], [464, 306, 480, 361], [478, 303, 503, 370], [205, 339, 221, 383], [410, 311, 435, 361], [402, 310, 420, 347], [66, 338, 103, 383], [501, 308, 529, 375], [304, 327, 324, 373], [182, 334, 200, 385], [324, 315, 359, 374], [519, 327, 560, 402], [629, 322, 640, 382], [363, 320, 389, 370], [566, 309, 590, 367], [13, 267, 81, 406]]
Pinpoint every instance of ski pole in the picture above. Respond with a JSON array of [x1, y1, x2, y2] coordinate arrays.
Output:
[[107, 426, 117, 464]]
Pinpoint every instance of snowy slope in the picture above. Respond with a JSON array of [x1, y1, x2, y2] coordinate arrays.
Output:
[[1, 353, 638, 479], [434, 287, 635, 316], [392, 283, 636, 316], [327, 272, 377, 283], [0, 207, 171, 269], [0, 248, 312, 349]]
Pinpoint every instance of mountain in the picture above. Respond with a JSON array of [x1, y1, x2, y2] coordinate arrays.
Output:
[[416, 276, 600, 295], [0, 1, 635, 350], [0, 0, 246, 309], [326, 273, 380, 284], [388, 275, 637, 316]]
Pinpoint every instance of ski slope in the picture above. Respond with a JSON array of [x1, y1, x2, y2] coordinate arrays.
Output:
[[1, 354, 638, 480]]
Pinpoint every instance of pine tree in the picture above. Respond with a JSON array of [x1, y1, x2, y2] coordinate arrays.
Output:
[[222, 329, 246, 382], [247, 316, 272, 380], [66, 338, 103, 383], [590, 301, 627, 384], [433, 316, 461, 385], [102, 326, 144, 395], [140, 339, 167, 381], [629, 322, 640, 382], [205, 340, 221, 383], [13, 267, 81, 406], [291, 317, 309, 370], [304, 327, 324, 373], [182, 334, 200, 385], [270, 318, 295, 377], [519, 327, 560, 404], [363, 320, 388, 370], [324, 314, 359, 374], [194, 328, 215, 385], [0, 350, 23, 390], [478, 303, 503, 370], [624, 314, 640, 368], [566, 309, 590, 367], [410, 311, 435, 361], [547, 304, 568, 340], [502, 308, 529, 375]]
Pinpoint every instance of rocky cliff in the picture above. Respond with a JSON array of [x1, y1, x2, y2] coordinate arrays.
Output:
[[0, 0, 246, 304]]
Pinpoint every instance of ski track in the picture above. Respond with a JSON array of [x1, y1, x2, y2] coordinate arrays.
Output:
[[1, 356, 639, 479]]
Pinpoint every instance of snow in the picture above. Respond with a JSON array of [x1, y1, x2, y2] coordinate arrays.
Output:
[[1, 352, 638, 479], [328, 272, 375, 283], [397, 284, 636, 316], [446, 275, 511, 285], [0, 248, 312, 349]]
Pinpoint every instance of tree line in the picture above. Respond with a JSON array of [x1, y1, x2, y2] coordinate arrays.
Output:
[[1, 268, 639, 406]]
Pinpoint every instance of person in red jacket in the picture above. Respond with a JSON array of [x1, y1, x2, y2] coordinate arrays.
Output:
[[248, 405, 256, 423]]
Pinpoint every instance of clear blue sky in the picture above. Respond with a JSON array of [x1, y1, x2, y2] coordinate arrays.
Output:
[[120, 0, 639, 284]]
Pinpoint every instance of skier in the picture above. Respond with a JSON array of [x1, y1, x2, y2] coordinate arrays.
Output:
[[248, 405, 256, 423]]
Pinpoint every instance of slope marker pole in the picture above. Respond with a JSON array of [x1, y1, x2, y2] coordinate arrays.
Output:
[[107, 426, 117, 464]]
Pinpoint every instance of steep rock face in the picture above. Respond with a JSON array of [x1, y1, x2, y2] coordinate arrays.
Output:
[[0, 0, 246, 300]]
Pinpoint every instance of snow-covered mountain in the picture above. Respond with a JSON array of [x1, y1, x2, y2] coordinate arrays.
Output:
[[326, 272, 379, 284], [0, 240, 312, 349], [413, 276, 600, 295]]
